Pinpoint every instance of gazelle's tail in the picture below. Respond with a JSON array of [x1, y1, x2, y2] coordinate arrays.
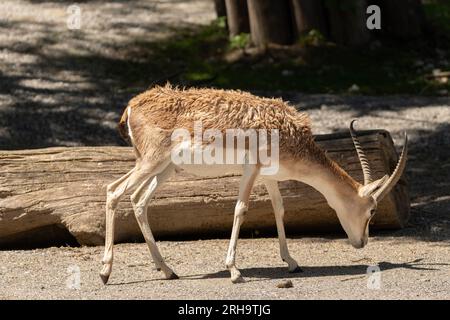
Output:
[[118, 106, 130, 142]]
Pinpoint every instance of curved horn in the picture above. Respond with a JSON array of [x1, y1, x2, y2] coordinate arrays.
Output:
[[372, 133, 408, 202], [349, 120, 372, 185]]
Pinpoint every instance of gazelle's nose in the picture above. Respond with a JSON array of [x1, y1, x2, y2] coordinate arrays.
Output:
[[351, 238, 365, 249], [358, 239, 365, 248]]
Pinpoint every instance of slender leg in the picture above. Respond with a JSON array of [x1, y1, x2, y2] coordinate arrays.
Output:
[[131, 163, 178, 280], [225, 164, 259, 283], [99, 164, 156, 284], [264, 180, 301, 273]]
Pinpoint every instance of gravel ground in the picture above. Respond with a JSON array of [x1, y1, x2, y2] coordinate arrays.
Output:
[[0, 238, 449, 299], [0, 0, 449, 299]]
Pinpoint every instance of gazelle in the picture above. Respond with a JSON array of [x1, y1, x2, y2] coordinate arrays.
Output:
[[100, 84, 407, 284]]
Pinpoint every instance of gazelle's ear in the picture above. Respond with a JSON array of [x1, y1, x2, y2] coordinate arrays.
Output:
[[358, 175, 388, 197]]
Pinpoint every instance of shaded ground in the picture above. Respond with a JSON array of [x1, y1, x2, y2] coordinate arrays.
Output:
[[0, 0, 449, 299], [0, 0, 216, 149]]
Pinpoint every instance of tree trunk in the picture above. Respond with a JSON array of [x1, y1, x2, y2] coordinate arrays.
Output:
[[0, 130, 409, 248], [325, 0, 371, 46], [374, 0, 426, 39], [247, 0, 294, 46], [225, 0, 250, 37], [290, 0, 328, 38], [222, 0, 426, 45], [213, 0, 227, 18]]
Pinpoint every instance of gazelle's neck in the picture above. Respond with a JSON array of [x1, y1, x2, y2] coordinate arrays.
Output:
[[289, 157, 361, 211]]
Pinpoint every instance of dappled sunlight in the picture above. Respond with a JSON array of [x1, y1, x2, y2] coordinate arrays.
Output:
[[0, 0, 216, 149]]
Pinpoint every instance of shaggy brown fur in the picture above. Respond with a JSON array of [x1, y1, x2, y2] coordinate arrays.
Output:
[[119, 84, 359, 190]]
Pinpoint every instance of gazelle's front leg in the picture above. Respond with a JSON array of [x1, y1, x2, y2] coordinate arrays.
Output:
[[264, 180, 301, 273], [226, 164, 259, 283]]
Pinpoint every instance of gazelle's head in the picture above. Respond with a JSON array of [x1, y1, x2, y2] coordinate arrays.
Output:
[[338, 120, 408, 249]]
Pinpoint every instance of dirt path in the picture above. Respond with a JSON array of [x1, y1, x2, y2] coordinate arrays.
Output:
[[0, 238, 449, 299]]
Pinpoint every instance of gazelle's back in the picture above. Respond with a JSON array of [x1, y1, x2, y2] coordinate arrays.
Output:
[[123, 85, 314, 159], [127, 84, 311, 134]]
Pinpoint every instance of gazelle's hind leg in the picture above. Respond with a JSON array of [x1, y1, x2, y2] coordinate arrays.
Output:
[[264, 180, 301, 273], [100, 164, 155, 284], [225, 164, 259, 283], [131, 162, 178, 280]]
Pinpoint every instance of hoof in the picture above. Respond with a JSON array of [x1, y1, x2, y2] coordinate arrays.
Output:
[[289, 266, 303, 273], [167, 272, 179, 280], [231, 274, 245, 284], [100, 273, 110, 285]]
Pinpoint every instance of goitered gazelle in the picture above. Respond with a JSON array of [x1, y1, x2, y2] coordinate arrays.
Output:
[[100, 84, 407, 284]]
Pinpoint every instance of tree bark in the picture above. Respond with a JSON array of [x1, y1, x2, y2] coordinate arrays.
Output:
[[0, 130, 409, 248], [247, 0, 294, 46], [225, 0, 250, 37], [325, 0, 371, 46], [290, 0, 328, 38]]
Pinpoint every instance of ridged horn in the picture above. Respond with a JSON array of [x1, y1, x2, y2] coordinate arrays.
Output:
[[372, 133, 408, 202], [349, 120, 372, 185]]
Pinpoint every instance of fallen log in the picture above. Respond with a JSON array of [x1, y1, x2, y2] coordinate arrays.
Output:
[[0, 130, 409, 248]]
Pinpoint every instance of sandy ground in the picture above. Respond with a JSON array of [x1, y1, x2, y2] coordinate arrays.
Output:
[[0, 238, 449, 299], [0, 0, 449, 300]]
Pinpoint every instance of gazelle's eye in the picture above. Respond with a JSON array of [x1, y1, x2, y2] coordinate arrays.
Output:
[[370, 209, 376, 216]]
